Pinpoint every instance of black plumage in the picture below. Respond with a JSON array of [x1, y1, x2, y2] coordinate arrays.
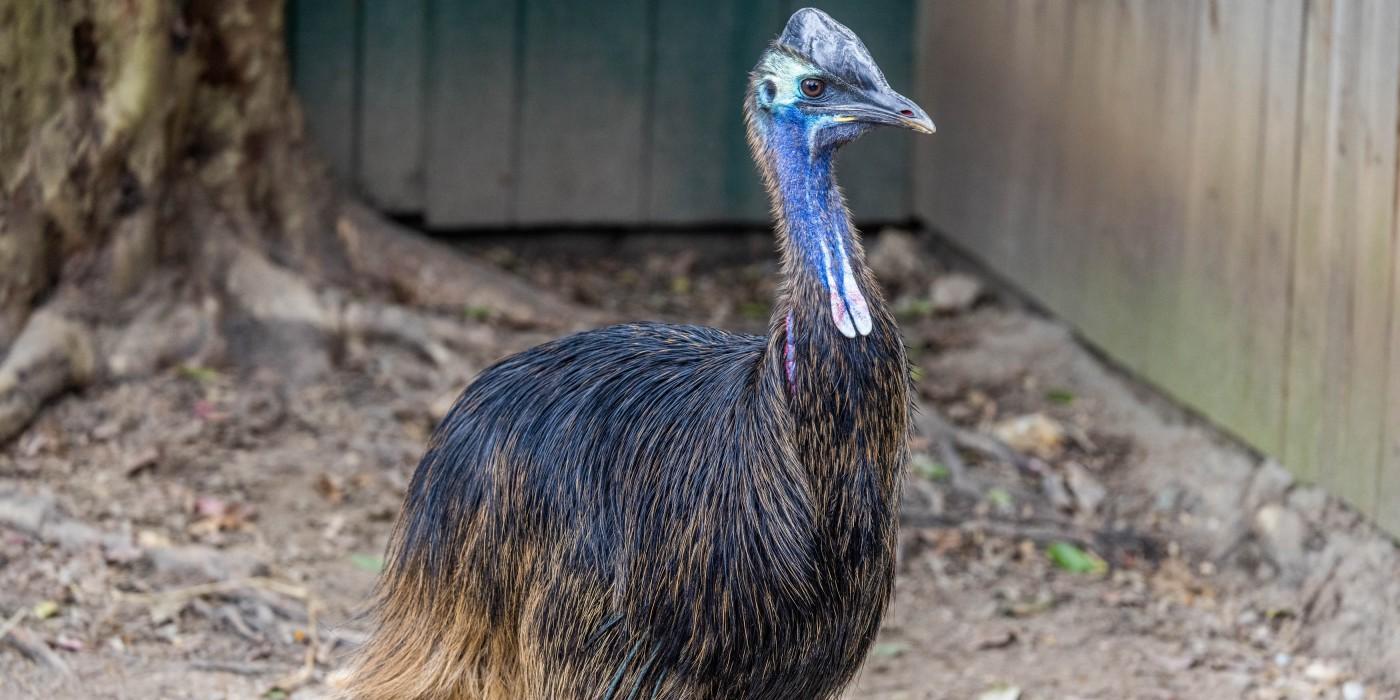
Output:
[[342, 8, 933, 699]]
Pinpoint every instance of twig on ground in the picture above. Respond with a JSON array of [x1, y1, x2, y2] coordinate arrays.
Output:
[[190, 659, 284, 676], [0, 608, 26, 641], [115, 576, 309, 607], [2, 623, 74, 677], [117, 576, 323, 691], [272, 595, 320, 692], [900, 512, 1160, 565]]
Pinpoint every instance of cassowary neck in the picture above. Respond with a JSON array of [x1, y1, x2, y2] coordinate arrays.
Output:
[[762, 118, 875, 342], [752, 115, 905, 500]]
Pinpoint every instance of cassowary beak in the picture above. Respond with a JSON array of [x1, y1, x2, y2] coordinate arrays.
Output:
[[830, 87, 936, 134]]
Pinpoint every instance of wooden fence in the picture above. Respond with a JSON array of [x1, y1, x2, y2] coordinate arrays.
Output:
[[913, 0, 1400, 535], [288, 0, 916, 227]]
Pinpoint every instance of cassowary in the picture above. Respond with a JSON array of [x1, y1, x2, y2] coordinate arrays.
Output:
[[342, 8, 935, 699]]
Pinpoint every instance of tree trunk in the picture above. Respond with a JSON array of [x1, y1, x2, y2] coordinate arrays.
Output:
[[0, 0, 594, 442]]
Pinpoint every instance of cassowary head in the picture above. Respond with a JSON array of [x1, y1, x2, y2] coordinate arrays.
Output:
[[748, 8, 934, 155]]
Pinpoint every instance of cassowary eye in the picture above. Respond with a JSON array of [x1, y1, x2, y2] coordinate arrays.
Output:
[[800, 78, 826, 98]]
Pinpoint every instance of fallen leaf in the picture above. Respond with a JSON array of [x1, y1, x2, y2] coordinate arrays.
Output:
[[315, 474, 345, 505], [1047, 541, 1107, 575], [870, 641, 909, 659], [178, 364, 222, 383], [991, 413, 1067, 459], [350, 553, 383, 573], [911, 453, 950, 482], [33, 600, 60, 620], [986, 488, 1014, 511], [462, 306, 492, 322]]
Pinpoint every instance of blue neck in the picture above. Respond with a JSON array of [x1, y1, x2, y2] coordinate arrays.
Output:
[[767, 118, 850, 282], [762, 113, 872, 339]]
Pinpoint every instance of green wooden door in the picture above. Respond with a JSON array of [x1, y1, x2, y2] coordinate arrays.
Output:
[[289, 0, 916, 227]]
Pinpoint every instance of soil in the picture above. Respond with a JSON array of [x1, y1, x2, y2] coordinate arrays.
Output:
[[1, 228, 1396, 700]]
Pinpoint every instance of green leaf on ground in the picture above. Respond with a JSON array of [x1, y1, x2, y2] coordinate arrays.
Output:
[[1045, 388, 1076, 405], [895, 298, 934, 321], [1046, 541, 1107, 574], [986, 488, 1013, 510], [32, 600, 60, 620], [349, 553, 384, 573], [870, 641, 909, 659], [178, 365, 221, 383], [911, 453, 950, 482]]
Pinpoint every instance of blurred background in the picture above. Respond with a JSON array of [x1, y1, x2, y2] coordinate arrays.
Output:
[[2, 1, 1399, 698]]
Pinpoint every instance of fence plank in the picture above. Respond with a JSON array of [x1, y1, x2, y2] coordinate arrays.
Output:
[[1384, 137, 1400, 538], [290, 0, 358, 182], [914, 1, 1037, 293], [646, 0, 787, 224], [515, 0, 650, 224], [1284, 0, 1399, 515], [424, 0, 520, 227], [1111, 1, 1201, 381], [1157, 0, 1301, 453], [358, 0, 427, 213]]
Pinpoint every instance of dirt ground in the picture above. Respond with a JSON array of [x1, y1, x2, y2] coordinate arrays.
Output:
[[1, 228, 1397, 700]]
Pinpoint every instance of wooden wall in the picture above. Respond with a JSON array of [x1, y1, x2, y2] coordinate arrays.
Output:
[[288, 0, 917, 227], [914, 0, 1400, 535]]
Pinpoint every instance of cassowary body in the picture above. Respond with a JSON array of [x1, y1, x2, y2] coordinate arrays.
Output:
[[343, 8, 934, 699]]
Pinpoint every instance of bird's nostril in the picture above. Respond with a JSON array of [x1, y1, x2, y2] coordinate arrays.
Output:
[[898, 109, 914, 117]]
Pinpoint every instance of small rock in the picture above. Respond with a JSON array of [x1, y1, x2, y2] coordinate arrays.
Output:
[[46, 519, 102, 549], [1285, 485, 1329, 524], [867, 228, 927, 292], [148, 545, 260, 582], [1041, 472, 1074, 512], [971, 628, 1018, 651], [91, 419, 123, 441], [1253, 504, 1310, 581], [930, 272, 984, 314], [976, 685, 1021, 700], [1063, 461, 1107, 515], [1342, 681, 1366, 700], [0, 485, 56, 535], [992, 413, 1066, 459], [122, 446, 161, 476], [103, 539, 146, 565], [1302, 660, 1342, 684], [1243, 459, 1294, 511]]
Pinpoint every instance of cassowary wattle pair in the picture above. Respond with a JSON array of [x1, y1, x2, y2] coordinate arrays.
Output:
[[344, 9, 934, 699]]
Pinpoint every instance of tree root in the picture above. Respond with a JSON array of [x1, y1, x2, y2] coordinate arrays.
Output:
[[0, 308, 96, 443], [914, 403, 1041, 497], [336, 201, 608, 331], [900, 512, 1164, 567], [118, 576, 322, 692], [0, 608, 73, 677]]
